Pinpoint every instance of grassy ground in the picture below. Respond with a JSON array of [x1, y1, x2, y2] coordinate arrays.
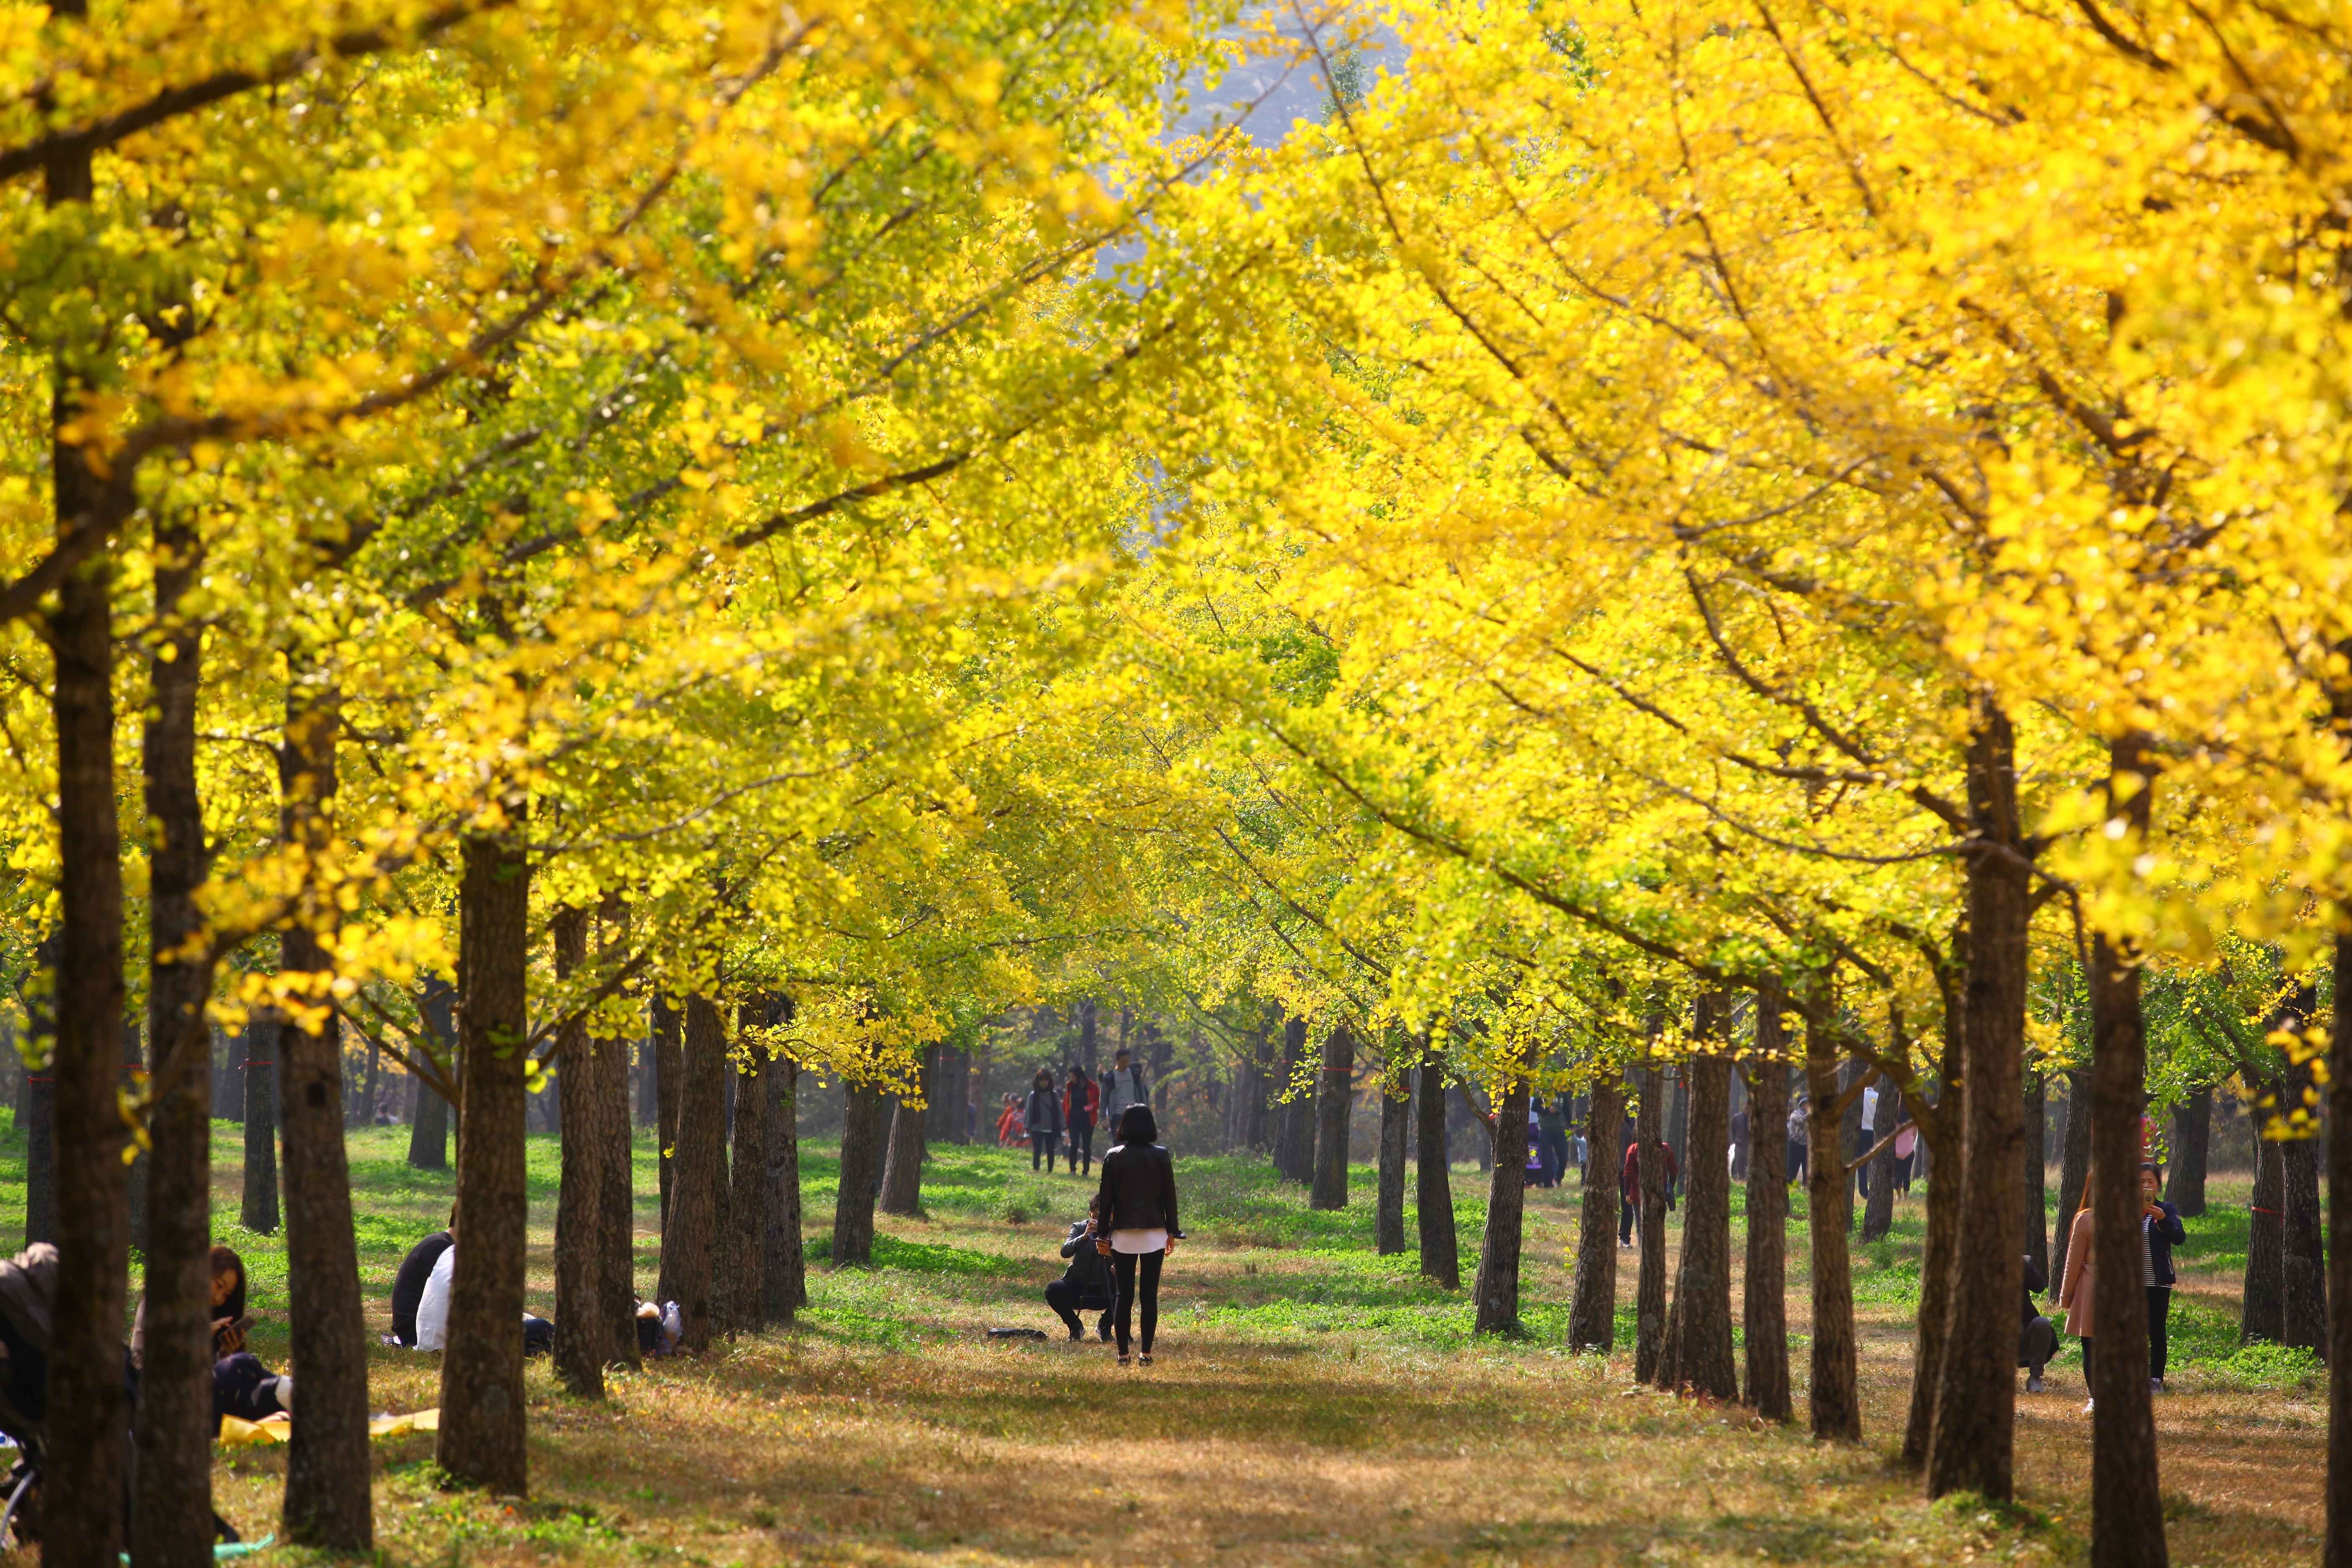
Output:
[[6, 1123, 2330, 1566]]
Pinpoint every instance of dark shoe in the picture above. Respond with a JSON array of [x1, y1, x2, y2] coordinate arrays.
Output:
[[1068, 1326, 1085, 1341], [1117, 1352, 1131, 1366], [1097, 1320, 1113, 1342], [1139, 1353, 1153, 1366]]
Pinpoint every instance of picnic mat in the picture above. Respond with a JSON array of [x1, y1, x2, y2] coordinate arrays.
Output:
[[217, 1409, 439, 1447]]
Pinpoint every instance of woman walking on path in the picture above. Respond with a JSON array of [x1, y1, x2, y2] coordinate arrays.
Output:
[[1065, 1066, 1099, 1176], [1095, 1104, 1182, 1366], [1026, 1069, 1064, 1172]]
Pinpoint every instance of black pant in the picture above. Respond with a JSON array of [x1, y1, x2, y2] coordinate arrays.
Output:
[[2148, 1286, 2171, 1381], [1538, 1129, 1570, 1188], [1619, 1194, 1637, 1243], [1032, 1132, 1057, 1171], [1044, 1280, 1110, 1338], [1110, 1248, 1163, 1355], [1787, 1136, 1807, 1183], [1069, 1121, 1094, 1174]]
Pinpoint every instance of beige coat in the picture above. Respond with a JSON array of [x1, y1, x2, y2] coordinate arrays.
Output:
[[2056, 1208, 2098, 1337]]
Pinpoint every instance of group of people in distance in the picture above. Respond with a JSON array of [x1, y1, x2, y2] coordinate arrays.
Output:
[[1038, 1102, 1181, 1364], [998, 1047, 1152, 1177], [2022, 1160, 2187, 1408]]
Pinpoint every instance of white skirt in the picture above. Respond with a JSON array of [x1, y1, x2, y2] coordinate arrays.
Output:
[[1109, 1227, 1168, 1254]]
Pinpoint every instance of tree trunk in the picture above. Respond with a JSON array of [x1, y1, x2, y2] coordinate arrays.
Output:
[[2053, 1070, 2092, 1285], [408, 976, 454, 1171], [1415, 1048, 1459, 1289], [1375, 1078, 1408, 1254], [1635, 1066, 1669, 1382], [1862, 1062, 1899, 1243], [2325, 929, 2352, 1568], [832, 1082, 891, 1267], [1925, 708, 2028, 1500], [2283, 1052, 2327, 1354], [551, 906, 607, 1397], [2245, 1132, 2286, 1344], [1275, 1017, 1313, 1184], [1658, 1038, 1736, 1400], [241, 1014, 281, 1231], [2169, 1086, 2211, 1219], [1743, 1006, 1791, 1421], [124, 1021, 148, 1258], [1310, 1025, 1354, 1210], [926, 1045, 967, 1144], [2087, 903, 2168, 1567], [1903, 1094, 1964, 1468], [763, 1055, 807, 1322], [667, 996, 730, 1349], [277, 679, 374, 1546], [879, 1067, 927, 1217], [653, 993, 683, 1243], [44, 156, 137, 1554], [1569, 1078, 1623, 1352], [726, 1043, 769, 1331], [438, 811, 532, 1496], [1079, 998, 1098, 1073], [133, 523, 218, 1568], [1472, 1075, 1529, 1336], [2023, 1071, 2049, 1277], [1805, 1012, 1862, 1442], [594, 901, 638, 1367]]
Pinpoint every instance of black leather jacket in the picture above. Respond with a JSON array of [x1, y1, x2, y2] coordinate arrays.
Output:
[[1095, 1142, 1181, 1237], [1059, 1222, 1111, 1295]]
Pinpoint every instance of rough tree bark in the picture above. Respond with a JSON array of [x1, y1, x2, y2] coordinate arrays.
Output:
[[438, 808, 532, 1495], [408, 975, 454, 1171], [831, 1081, 891, 1267], [1415, 1046, 1459, 1289], [1743, 1002, 1791, 1422], [1310, 1024, 1355, 1210], [1902, 1081, 1962, 1470], [763, 1054, 807, 1322], [593, 899, 637, 1367], [879, 1059, 927, 1217], [653, 994, 683, 1240], [240, 1013, 280, 1231], [132, 517, 219, 1568], [551, 906, 607, 1397], [2169, 1086, 2210, 1219], [726, 1042, 769, 1330], [276, 678, 372, 1546], [1805, 1011, 1862, 1442], [1635, 1066, 1669, 1383], [2244, 1132, 2286, 1344], [668, 996, 730, 1350], [1275, 1017, 1314, 1184], [1657, 1030, 1736, 1400], [44, 93, 136, 1568], [1925, 709, 2028, 1501], [2087, 857, 2168, 1567], [1569, 1078, 1623, 1352], [1375, 1075, 1409, 1254], [1472, 1074, 1530, 1336], [2053, 1069, 2092, 1286]]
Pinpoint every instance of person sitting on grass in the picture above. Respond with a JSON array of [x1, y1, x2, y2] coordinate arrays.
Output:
[[389, 1209, 456, 1347], [133, 1245, 291, 1427], [1045, 1195, 1115, 1341]]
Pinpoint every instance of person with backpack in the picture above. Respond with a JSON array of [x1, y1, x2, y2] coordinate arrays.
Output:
[[1094, 1104, 1182, 1366], [1045, 1195, 1114, 1340], [1065, 1065, 1100, 1176], [1025, 1068, 1064, 1171]]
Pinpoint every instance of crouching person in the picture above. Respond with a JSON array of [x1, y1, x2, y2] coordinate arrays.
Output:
[[1046, 1197, 1114, 1342]]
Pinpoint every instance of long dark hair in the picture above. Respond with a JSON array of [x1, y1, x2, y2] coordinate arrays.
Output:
[[1033, 1067, 1053, 1090], [210, 1244, 247, 1324], [1117, 1104, 1158, 1145], [1067, 1064, 1090, 1086]]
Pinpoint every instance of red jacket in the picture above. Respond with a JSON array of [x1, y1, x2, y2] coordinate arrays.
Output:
[[1620, 1140, 1678, 1201]]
